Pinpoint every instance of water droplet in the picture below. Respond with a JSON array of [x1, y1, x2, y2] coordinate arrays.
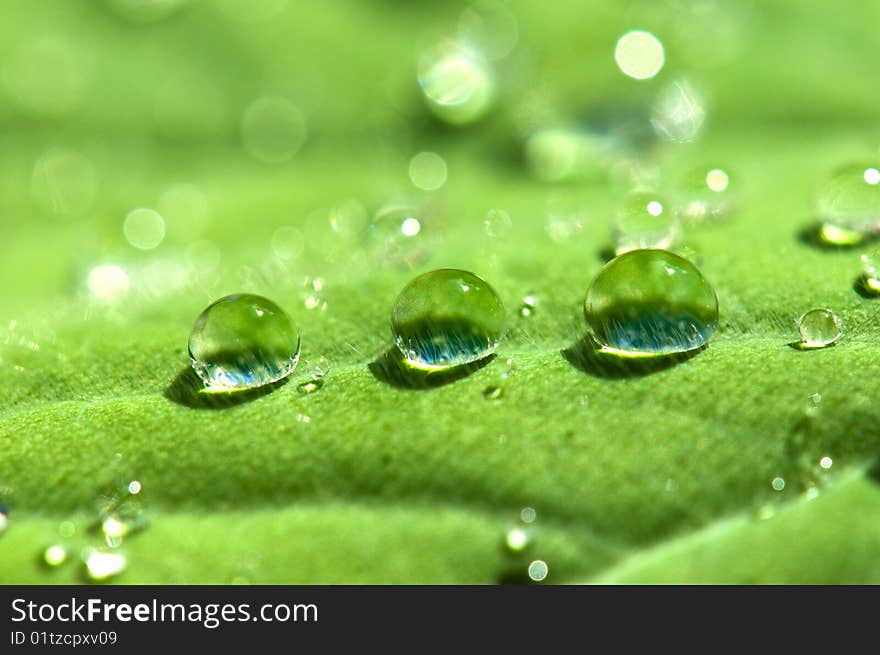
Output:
[[127, 480, 142, 495], [483, 385, 503, 400], [483, 208, 512, 239], [615, 30, 664, 80], [297, 379, 323, 395], [796, 309, 841, 349], [0, 511, 7, 534], [819, 456, 833, 470], [520, 507, 536, 524], [87, 264, 130, 302], [296, 413, 311, 423], [83, 548, 127, 582], [241, 96, 306, 163], [518, 293, 537, 318], [612, 192, 679, 255], [584, 249, 719, 357], [500, 357, 517, 378], [102, 515, 130, 547], [816, 164, 880, 238], [408, 152, 448, 191], [505, 527, 530, 552], [859, 251, 880, 294], [369, 204, 429, 269], [771, 477, 786, 491], [31, 148, 98, 218], [418, 41, 494, 125], [391, 269, 506, 370], [527, 559, 549, 582], [188, 294, 301, 391], [123, 208, 166, 250], [43, 544, 68, 568], [651, 79, 706, 143], [817, 222, 864, 247], [677, 167, 735, 223]]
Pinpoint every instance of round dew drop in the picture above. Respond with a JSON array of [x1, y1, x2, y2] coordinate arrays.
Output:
[[391, 268, 505, 370], [612, 192, 679, 255], [188, 293, 301, 391], [796, 309, 841, 349], [584, 249, 719, 357], [816, 163, 880, 238]]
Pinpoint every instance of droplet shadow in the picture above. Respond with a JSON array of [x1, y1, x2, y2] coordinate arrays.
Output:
[[562, 335, 703, 379], [798, 222, 876, 250], [853, 274, 880, 299], [164, 366, 289, 410], [369, 347, 495, 390]]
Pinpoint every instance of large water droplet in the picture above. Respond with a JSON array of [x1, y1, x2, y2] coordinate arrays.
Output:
[[527, 559, 549, 582], [188, 294, 301, 391], [816, 164, 880, 238], [584, 249, 719, 356], [391, 269, 505, 370], [796, 309, 841, 349], [612, 192, 679, 255]]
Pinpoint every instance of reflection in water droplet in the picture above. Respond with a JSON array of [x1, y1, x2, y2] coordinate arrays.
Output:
[[796, 309, 841, 349], [31, 148, 98, 217], [418, 42, 494, 125], [651, 79, 706, 143], [527, 559, 548, 582], [584, 250, 719, 357], [613, 192, 679, 255], [519, 293, 537, 318], [43, 544, 68, 567], [83, 549, 127, 582], [123, 208, 166, 250], [615, 30, 664, 80], [297, 379, 323, 395], [408, 152, 448, 191], [241, 96, 307, 163], [188, 294, 301, 391], [391, 269, 506, 370], [87, 264, 130, 301]]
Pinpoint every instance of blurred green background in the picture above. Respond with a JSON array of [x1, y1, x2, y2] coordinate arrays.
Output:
[[1, 0, 880, 584]]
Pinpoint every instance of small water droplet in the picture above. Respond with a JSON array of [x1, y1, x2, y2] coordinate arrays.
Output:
[[483, 208, 512, 238], [819, 456, 833, 470], [771, 476, 786, 491], [391, 269, 506, 370], [651, 79, 706, 142], [796, 309, 841, 349], [518, 293, 537, 318], [816, 164, 880, 238], [527, 559, 549, 582], [500, 357, 516, 378], [188, 294, 301, 391], [520, 507, 536, 523], [297, 379, 324, 395], [0, 511, 7, 534], [123, 208, 166, 250], [58, 521, 76, 539], [408, 152, 448, 191], [483, 385, 503, 400], [418, 41, 494, 125], [584, 250, 719, 356], [83, 548, 127, 582], [127, 480, 142, 495], [615, 30, 664, 79], [859, 252, 880, 295], [43, 544, 68, 568], [296, 413, 311, 423], [612, 192, 679, 255], [505, 527, 530, 552]]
